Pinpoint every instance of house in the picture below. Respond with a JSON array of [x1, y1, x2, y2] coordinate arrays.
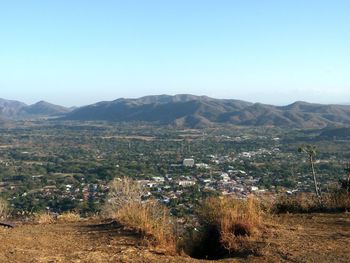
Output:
[[220, 173, 230, 182], [178, 180, 196, 187], [183, 158, 195, 167], [152, 176, 165, 182], [250, 186, 259, 192], [195, 163, 210, 169]]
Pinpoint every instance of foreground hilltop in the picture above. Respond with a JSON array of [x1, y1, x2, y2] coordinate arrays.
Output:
[[1, 213, 350, 262]]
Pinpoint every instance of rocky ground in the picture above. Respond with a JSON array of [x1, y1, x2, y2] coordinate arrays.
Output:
[[0, 213, 350, 263]]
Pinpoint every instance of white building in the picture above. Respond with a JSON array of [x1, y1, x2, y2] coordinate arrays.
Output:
[[178, 180, 196, 187], [183, 158, 195, 167], [195, 163, 210, 169]]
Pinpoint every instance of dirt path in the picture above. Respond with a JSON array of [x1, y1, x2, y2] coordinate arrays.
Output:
[[0, 214, 349, 263]]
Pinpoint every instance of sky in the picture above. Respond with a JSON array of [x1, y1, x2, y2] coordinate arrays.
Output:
[[0, 0, 350, 107]]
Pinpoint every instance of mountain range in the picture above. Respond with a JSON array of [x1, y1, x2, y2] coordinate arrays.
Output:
[[2, 95, 350, 128], [0, 99, 70, 119]]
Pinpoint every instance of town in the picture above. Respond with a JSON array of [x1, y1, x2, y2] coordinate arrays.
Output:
[[0, 121, 348, 216]]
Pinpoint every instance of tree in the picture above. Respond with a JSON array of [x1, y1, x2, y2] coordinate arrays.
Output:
[[342, 163, 350, 193], [87, 184, 97, 212], [103, 177, 145, 215], [298, 145, 321, 199]]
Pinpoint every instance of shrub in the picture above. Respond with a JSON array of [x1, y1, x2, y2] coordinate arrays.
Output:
[[274, 193, 320, 213], [274, 190, 350, 216], [104, 177, 177, 254], [321, 192, 350, 212], [340, 179, 350, 193], [189, 196, 264, 259], [103, 177, 145, 216], [274, 191, 350, 213], [0, 198, 9, 219]]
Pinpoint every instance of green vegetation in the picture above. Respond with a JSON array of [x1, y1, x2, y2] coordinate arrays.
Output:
[[274, 160, 350, 213], [298, 145, 321, 199], [0, 120, 350, 219], [341, 163, 350, 193]]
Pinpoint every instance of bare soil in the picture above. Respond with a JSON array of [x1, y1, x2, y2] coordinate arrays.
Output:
[[260, 213, 350, 263], [0, 213, 350, 263]]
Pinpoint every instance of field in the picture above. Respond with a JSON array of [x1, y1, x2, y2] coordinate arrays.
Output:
[[1, 213, 350, 263]]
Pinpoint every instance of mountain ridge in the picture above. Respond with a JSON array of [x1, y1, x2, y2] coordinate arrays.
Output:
[[2, 95, 350, 128], [63, 94, 350, 128], [0, 99, 71, 119]]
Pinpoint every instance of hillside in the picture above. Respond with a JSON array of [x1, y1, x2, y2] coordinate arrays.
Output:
[[320, 127, 350, 139], [64, 95, 350, 128], [1, 213, 349, 262]]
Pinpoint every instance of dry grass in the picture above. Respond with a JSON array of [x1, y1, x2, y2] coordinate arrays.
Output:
[[104, 177, 177, 254], [274, 191, 350, 213], [57, 212, 81, 223], [221, 198, 263, 251], [189, 196, 264, 259], [1, 213, 350, 263], [33, 212, 81, 224], [274, 193, 320, 213], [0, 198, 9, 219], [114, 201, 177, 253], [202, 196, 263, 249], [322, 192, 350, 211], [33, 212, 56, 224]]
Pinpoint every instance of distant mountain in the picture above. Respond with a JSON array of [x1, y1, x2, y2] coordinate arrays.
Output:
[[63, 94, 350, 128], [19, 101, 70, 117], [0, 98, 27, 118], [0, 98, 71, 119], [3, 95, 350, 128], [63, 94, 253, 128]]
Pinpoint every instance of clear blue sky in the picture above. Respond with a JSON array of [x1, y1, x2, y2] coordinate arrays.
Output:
[[0, 0, 349, 106]]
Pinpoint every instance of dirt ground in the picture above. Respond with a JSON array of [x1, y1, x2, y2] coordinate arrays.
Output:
[[260, 213, 350, 263], [0, 213, 350, 263]]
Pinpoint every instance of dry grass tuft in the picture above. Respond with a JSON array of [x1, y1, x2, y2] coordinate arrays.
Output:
[[189, 196, 264, 259], [57, 212, 81, 223], [104, 177, 177, 254], [201, 196, 263, 250], [33, 212, 56, 224], [0, 198, 9, 219], [115, 201, 177, 253]]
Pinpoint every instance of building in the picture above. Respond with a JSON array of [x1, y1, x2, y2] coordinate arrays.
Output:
[[183, 158, 195, 167]]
